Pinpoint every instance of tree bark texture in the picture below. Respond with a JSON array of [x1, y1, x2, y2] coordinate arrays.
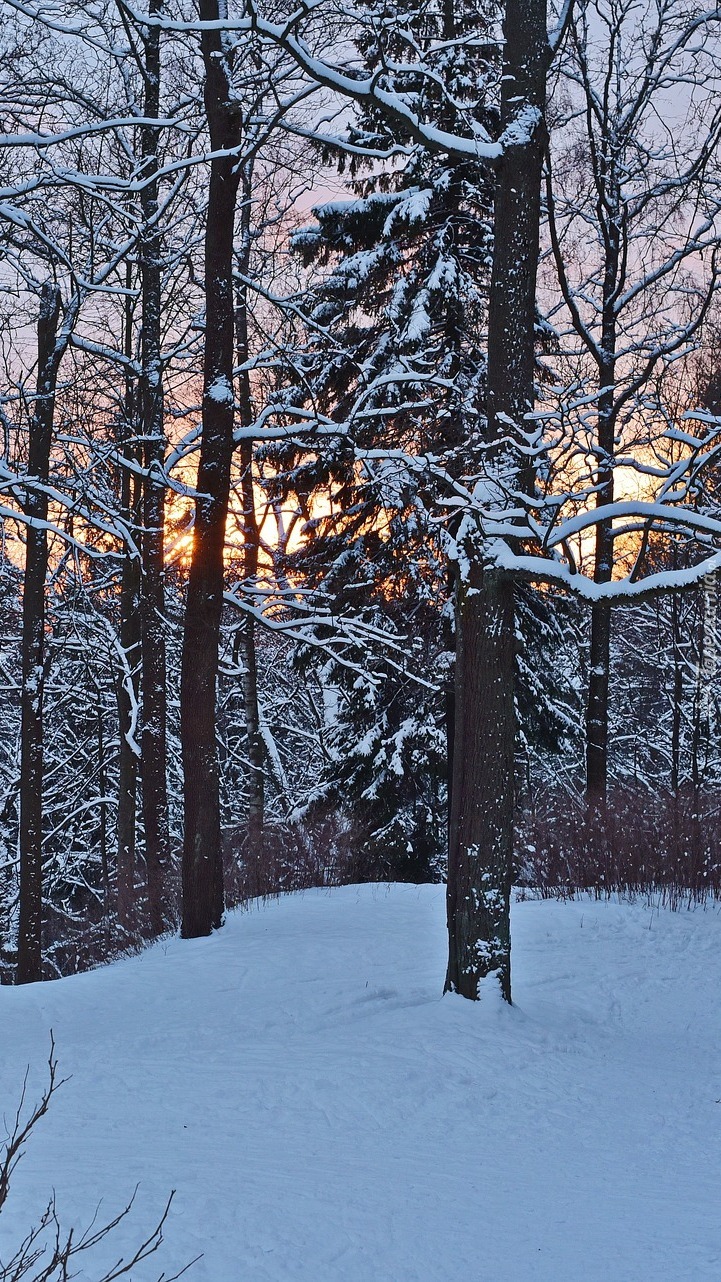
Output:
[[670, 586, 682, 796], [235, 174, 265, 856], [181, 2, 241, 936], [139, 0, 172, 935], [116, 460, 143, 930], [586, 212, 620, 805], [446, 567, 515, 1000], [17, 283, 62, 984], [116, 280, 142, 931], [445, 0, 549, 1002]]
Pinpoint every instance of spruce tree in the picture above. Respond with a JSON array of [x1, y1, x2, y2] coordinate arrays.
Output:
[[264, 0, 498, 881]]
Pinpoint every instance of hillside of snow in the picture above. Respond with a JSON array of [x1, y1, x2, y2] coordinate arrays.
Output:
[[1, 885, 720, 1281]]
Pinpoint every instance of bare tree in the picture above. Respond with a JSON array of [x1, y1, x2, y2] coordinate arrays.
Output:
[[17, 285, 63, 984], [116, 271, 143, 933], [180, 0, 244, 937], [234, 166, 265, 859], [545, 0, 721, 806], [137, 0, 173, 935], [445, 0, 555, 1000], [180, 8, 307, 937]]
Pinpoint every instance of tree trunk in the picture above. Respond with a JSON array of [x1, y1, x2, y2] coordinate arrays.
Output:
[[139, 0, 171, 935], [670, 586, 682, 796], [239, 510, 264, 854], [235, 172, 265, 856], [181, 2, 241, 937], [445, 0, 549, 1002], [576, 39, 623, 806], [586, 287, 619, 806], [97, 691, 110, 918], [586, 602, 612, 800], [116, 276, 141, 932], [17, 283, 62, 984], [116, 573, 140, 927], [446, 570, 515, 1000]]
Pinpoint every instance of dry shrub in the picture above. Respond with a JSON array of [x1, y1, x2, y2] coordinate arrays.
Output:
[[517, 786, 721, 909], [0, 1038, 196, 1282]]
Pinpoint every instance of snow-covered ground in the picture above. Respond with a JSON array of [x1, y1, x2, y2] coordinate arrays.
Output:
[[2, 885, 720, 1281]]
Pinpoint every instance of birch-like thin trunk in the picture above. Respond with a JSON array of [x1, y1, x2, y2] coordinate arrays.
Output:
[[181, 1, 241, 936], [17, 283, 62, 984], [445, 0, 549, 1002]]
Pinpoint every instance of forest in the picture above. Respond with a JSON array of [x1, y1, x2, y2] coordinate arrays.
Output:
[[2, 0, 721, 989], [1, 1, 721, 1278]]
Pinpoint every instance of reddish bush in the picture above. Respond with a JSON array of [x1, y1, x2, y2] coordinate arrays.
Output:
[[516, 786, 721, 909]]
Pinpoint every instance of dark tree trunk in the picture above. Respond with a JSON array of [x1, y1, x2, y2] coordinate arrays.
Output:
[[97, 691, 110, 916], [691, 603, 704, 864], [586, 249, 619, 806], [17, 283, 62, 984], [446, 569, 515, 1000], [586, 605, 612, 800], [235, 174, 264, 856], [181, 2, 241, 937], [444, 667, 455, 838], [139, 0, 171, 935], [445, 0, 549, 1002], [238, 454, 264, 853], [670, 587, 682, 796], [116, 279, 142, 932], [573, 41, 622, 807], [117, 564, 141, 929]]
